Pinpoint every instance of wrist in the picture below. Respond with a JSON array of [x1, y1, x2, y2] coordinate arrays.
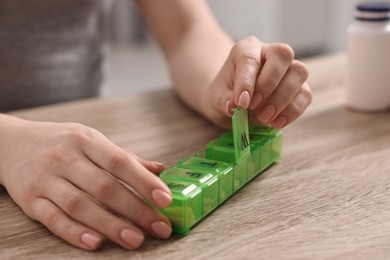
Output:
[[0, 114, 29, 185]]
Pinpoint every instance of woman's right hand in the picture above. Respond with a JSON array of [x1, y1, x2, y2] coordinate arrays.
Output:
[[0, 115, 173, 251], [201, 37, 312, 129]]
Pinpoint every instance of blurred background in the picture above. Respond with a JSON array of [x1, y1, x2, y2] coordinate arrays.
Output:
[[104, 0, 380, 95]]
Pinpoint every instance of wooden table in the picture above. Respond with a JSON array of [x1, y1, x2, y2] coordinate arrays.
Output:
[[2, 54, 390, 259]]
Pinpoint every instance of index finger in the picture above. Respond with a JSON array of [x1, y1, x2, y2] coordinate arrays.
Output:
[[79, 129, 172, 209], [231, 36, 263, 109]]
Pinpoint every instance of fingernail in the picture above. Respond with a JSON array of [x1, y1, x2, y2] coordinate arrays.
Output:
[[153, 161, 163, 167], [153, 162, 165, 171], [238, 91, 251, 109], [225, 99, 232, 116], [271, 116, 288, 129], [257, 105, 276, 123], [81, 232, 102, 250], [151, 189, 172, 208], [151, 221, 172, 239], [249, 93, 263, 110], [120, 228, 144, 249]]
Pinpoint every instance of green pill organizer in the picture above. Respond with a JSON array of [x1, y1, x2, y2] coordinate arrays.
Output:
[[158, 108, 282, 235]]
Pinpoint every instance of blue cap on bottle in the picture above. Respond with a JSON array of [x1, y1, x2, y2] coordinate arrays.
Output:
[[356, 2, 390, 21], [357, 2, 390, 12]]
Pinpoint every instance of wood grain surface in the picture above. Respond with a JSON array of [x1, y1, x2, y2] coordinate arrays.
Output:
[[1, 54, 390, 259]]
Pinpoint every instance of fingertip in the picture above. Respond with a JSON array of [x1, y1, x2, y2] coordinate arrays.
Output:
[[136, 157, 166, 175], [151, 189, 172, 208], [81, 232, 103, 251], [151, 221, 172, 240], [237, 90, 251, 109], [224, 99, 234, 116], [249, 93, 264, 110], [271, 116, 288, 129], [120, 228, 145, 249], [257, 104, 276, 124], [149, 161, 166, 175]]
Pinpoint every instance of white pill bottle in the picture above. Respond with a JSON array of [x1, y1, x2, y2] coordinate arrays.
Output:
[[346, 2, 390, 111]]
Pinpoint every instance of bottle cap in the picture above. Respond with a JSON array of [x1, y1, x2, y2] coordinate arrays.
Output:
[[356, 2, 390, 21], [357, 2, 390, 12]]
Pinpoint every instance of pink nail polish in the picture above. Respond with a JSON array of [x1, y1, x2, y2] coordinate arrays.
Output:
[[225, 99, 231, 115], [81, 233, 102, 250], [257, 105, 276, 123], [238, 91, 251, 109], [153, 162, 165, 171], [151, 189, 172, 208], [249, 93, 264, 110], [271, 116, 288, 129], [120, 229, 144, 249], [151, 221, 172, 239]]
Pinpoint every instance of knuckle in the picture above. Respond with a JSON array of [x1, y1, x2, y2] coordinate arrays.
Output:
[[232, 38, 261, 64], [273, 42, 295, 61], [63, 123, 94, 145], [243, 35, 260, 44], [290, 103, 306, 119], [302, 85, 313, 105], [231, 42, 241, 54], [20, 191, 36, 207], [60, 221, 77, 240], [107, 152, 128, 172], [291, 100, 303, 114], [20, 179, 42, 203], [290, 88, 313, 115], [237, 73, 255, 90], [291, 60, 309, 79], [239, 50, 261, 67], [261, 75, 280, 96], [278, 89, 293, 103], [21, 202, 36, 220], [41, 208, 62, 228], [234, 36, 259, 49], [64, 191, 85, 214], [94, 176, 116, 198]]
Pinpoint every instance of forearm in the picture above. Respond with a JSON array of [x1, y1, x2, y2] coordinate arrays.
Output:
[[136, 0, 233, 117], [166, 23, 233, 116]]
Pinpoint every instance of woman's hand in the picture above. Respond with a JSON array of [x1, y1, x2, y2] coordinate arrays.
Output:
[[202, 36, 312, 129], [0, 116, 172, 251]]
